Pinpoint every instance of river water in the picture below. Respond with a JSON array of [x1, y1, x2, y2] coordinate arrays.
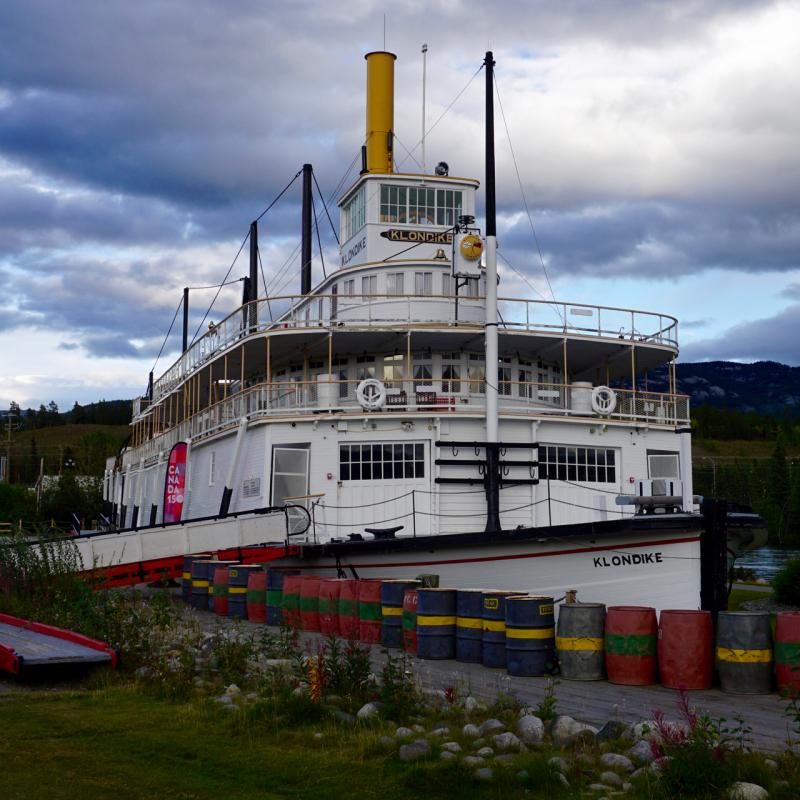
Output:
[[733, 546, 800, 581]]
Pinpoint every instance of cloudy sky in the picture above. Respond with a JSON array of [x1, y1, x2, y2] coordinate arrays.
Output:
[[1, 0, 799, 410]]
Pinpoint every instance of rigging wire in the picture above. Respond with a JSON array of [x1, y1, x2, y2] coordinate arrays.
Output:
[[256, 246, 274, 321], [392, 133, 423, 172], [149, 295, 185, 375], [254, 170, 302, 223], [311, 189, 327, 280], [184, 278, 242, 291], [493, 71, 560, 312], [312, 170, 340, 245]]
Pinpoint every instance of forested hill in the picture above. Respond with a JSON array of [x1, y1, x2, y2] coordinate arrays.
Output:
[[647, 361, 800, 417]]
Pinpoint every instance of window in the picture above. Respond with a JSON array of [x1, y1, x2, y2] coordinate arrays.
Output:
[[435, 189, 463, 226], [343, 187, 366, 241], [518, 367, 533, 398], [271, 446, 310, 534], [383, 354, 404, 388], [357, 355, 375, 381], [362, 274, 377, 296], [465, 277, 480, 297], [539, 446, 617, 484], [648, 452, 680, 479], [468, 355, 485, 394], [414, 272, 433, 295], [343, 279, 355, 296], [442, 273, 452, 296], [380, 185, 408, 223], [442, 363, 461, 393], [339, 442, 425, 481], [413, 363, 432, 390], [387, 272, 405, 295], [380, 185, 463, 227], [498, 360, 512, 396], [408, 187, 435, 224]]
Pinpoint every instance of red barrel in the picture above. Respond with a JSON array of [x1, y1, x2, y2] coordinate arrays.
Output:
[[300, 576, 321, 631], [605, 606, 658, 686], [319, 578, 344, 636], [402, 589, 418, 654], [246, 570, 268, 624], [658, 610, 712, 689], [358, 579, 383, 644], [282, 574, 303, 629], [212, 566, 230, 616], [338, 579, 359, 639], [776, 611, 800, 697]]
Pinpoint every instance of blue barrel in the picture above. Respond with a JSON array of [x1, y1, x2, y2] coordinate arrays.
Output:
[[482, 590, 526, 668], [381, 580, 419, 648], [456, 589, 483, 663], [182, 553, 211, 603], [266, 568, 299, 626], [190, 559, 216, 610], [506, 595, 557, 677], [227, 565, 263, 619], [417, 588, 457, 660]]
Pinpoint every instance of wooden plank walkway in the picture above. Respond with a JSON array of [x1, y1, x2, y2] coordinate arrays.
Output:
[[0, 621, 112, 667]]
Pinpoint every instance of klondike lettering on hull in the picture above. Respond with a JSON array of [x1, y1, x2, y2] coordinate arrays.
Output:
[[593, 552, 664, 568]]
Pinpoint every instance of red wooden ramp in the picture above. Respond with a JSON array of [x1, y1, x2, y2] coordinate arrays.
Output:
[[0, 614, 119, 675]]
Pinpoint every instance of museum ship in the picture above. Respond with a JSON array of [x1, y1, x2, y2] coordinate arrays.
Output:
[[91, 50, 715, 611]]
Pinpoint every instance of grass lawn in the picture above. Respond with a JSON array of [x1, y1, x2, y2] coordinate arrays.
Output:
[[728, 587, 774, 611]]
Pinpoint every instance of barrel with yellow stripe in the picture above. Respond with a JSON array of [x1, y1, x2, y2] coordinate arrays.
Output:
[[506, 595, 557, 677], [716, 611, 773, 694], [417, 588, 457, 660], [456, 589, 483, 663], [208, 560, 239, 612], [556, 602, 605, 681], [190, 559, 216, 610], [381, 580, 419, 648], [481, 590, 526, 668], [182, 553, 211, 603], [228, 564, 263, 620]]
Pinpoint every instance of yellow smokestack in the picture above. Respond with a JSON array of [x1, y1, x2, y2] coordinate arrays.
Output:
[[365, 51, 396, 174]]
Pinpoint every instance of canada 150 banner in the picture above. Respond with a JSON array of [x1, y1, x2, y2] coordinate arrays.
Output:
[[163, 441, 188, 523]]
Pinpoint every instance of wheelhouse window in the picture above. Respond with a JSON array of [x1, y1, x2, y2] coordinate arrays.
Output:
[[442, 273, 452, 296], [436, 189, 463, 226], [380, 184, 463, 227], [343, 186, 366, 241], [414, 271, 433, 295], [339, 442, 425, 481], [539, 446, 617, 484]]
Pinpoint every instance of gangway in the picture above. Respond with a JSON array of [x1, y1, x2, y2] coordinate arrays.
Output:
[[0, 614, 118, 675]]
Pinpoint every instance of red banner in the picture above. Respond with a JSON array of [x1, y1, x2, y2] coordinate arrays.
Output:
[[163, 442, 188, 523]]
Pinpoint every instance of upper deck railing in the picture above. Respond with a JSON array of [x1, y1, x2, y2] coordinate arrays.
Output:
[[149, 293, 679, 405]]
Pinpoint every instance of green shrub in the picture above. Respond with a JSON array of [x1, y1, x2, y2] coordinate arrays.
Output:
[[773, 556, 800, 605]]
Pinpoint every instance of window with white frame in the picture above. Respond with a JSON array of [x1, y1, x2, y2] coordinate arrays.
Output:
[[498, 358, 512, 396], [343, 278, 355, 296], [648, 452, 680, 479], [362, 274, 377, 296], [539, 445, 617, 484], [382, 354, 404, 388], [465, 277, 480, 297], [387, 272, 405, 295], [442, 273, 452, 296], [442, 353, 462, 393], [468, 354, 485, 394], [380, 185, 463, 227], [339, 442, 425, 481], [435, 189, 463, 226], [518, 366, 533, 398], [414, 271, 433, 295], [343, 186, 366, 241], [413, 361, 433, 390]]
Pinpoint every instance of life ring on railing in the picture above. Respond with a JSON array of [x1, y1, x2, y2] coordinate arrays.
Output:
[[356, 378, 387, 411], [591, 385, 617, 415]]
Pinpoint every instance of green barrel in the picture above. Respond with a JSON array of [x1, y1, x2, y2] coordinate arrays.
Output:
[[282, 574, 303, 629], [716, 611, 773, 694], [266, 569, 299, 626], [182, 553, 211, 603], [381, 580, 419, 648], [482, 590, 526, 668], [190, 559, 215, 610], [556, 603, 606, 681], [227, 565, 263, 620], [456, 589, 483, 663], [506, 596, 557, 677], [417, 588, 457, 660]]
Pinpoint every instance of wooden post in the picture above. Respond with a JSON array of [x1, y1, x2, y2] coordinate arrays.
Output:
[[224, 354, 228, 400]]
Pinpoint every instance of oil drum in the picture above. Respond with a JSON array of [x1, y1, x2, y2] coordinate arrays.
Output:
[[381, 580, 419, 648], [212, 566, 230, 616], [456, 589, 483, 663], [246, 570, 268, 624], [182, 553, 211, 603], [358, 579, 383, 644], [299, 576, 321, 631], [190, 559, 215, 610], [482, 590, 526, 668], [776, 611, 800, 697], [318, 578, 345, 636], [402, 589, 418, 654], [658, 610, 712, 690], [556, 602, 605, 681], [417, 588, 456, 660], [717, 611, 773, 694], [208, 560, 238, 612], [282, 574, 303, 629], [266, 569, 298, 626], [338, 579, 359, 639], [605, 606, 658, 685], [228, 565, 262, 620], [506, 596, 557, 677]]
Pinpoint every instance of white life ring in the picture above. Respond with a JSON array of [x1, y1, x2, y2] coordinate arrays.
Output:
[[591, 385, 617, 415], [356, 378, 387, 410]]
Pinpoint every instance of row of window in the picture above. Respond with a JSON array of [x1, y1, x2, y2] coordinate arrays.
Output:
[[337, 271, 481, 298], [539, 446, 617, 484]]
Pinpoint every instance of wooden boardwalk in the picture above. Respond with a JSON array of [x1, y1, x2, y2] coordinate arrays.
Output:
[[0, 620, 113, 669]]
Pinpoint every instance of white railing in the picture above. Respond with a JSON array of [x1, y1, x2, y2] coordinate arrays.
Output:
[[129, 379, 690, 461], [148, 293, 679, 406]]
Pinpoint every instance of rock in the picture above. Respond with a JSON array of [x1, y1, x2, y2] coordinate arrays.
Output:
[[225, 684, 241, 696], [764, 758, 778, 770], [597, 720, 629, 741], [728, 783, 769, 800], [398, 739, 431, 762], [628, 720, 657, 740], [134, 666, 151, 679], [476, 746, 495, 758], [548, 756, 570, 773], [551, 715, 599, 747], [263, 658, 293, 670], [440, 751, 456, 761], [588, 784, 611, 792], [412, 723, 426, 733], [461, 755, 485, 767], [493, 732, 522, 751], [292, 686, 307, 698], [631, 767, 646, 780], [627, 739, 656, 765], [431, 726, 450, 737], [494, 754, 516, 767], [516, 770, 529, 782], [214, 694, 233, 705], [422, 688, 447, 705], [395, 726, 414, 738], [600, 753, 635, 773], [623, 783, 632, 792], [556, 772, 569, 787], [464, 696, 482, 715], [379, 735, 395, 749], [517, 714, 545, 745], [331, 710, 355, 724], [313, 732, 324, 740], [356, 701, 382, 720], [442, 741, 462, 753], [479, 718, 505, 736], [245, 692, 258, 702], [472, 738, 486, 747], [600, 771, 623, 787], [474, 768, 494, 781], [462, 723, 481, 738]]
